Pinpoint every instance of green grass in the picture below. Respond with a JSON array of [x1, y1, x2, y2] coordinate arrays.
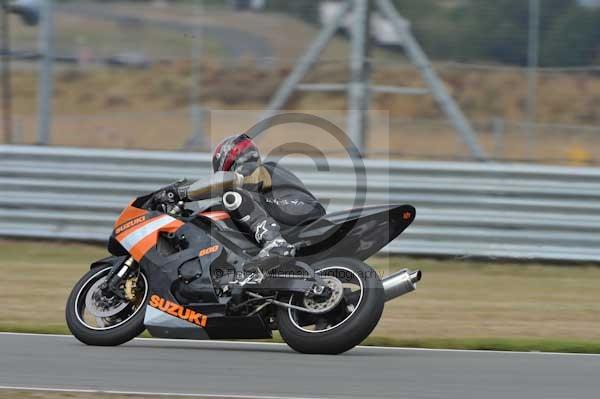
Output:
[[1, 239, 599, 354], [0, 324, 70, 335], [2, 325, 598, 354], [361, 337, 600, 354]]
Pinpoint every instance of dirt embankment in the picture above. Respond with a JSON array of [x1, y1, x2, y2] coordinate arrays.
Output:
[[8, 63, 600, 163]]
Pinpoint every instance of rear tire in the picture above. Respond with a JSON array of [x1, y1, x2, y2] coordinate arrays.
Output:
[[277, 258, 384, 355], [66, 266, 147, 346]]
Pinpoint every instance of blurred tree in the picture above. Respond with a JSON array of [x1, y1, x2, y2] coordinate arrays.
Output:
[[395, 0, 597, 66], [541, 6, 600, 66], [63, 0, 599, 66], [265, 0, 318, 24], [392, 0, 438, 18]]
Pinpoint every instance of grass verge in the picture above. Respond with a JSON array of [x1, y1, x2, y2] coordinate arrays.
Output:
[[1, 325, 598, 354], [1, 239, 599, 354], [361, 337, 600, 354]]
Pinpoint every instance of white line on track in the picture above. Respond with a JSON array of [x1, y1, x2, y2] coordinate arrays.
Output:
[[0, 385, 330, 399], [1, 331, 600, 357]]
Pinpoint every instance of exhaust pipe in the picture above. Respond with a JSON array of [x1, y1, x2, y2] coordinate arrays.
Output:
[[382, 269, 422, 302]]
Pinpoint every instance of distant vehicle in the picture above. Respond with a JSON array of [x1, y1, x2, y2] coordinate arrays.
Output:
[[319, 1, 404, 47]]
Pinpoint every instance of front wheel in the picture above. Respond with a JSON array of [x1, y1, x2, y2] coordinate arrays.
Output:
[[277, 258, 384, 354], [66, 266, 148, 346]]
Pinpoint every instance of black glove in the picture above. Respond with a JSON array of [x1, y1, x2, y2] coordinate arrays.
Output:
[[149, 182, 187, 214], [155, 184, 181, 203]]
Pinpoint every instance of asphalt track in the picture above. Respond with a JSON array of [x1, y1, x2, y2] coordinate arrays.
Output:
[[1, 333, 599, 399], [57, 5, 274, 64]]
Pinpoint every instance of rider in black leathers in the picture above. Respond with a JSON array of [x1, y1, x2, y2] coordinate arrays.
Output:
[[147, 134, 326, 258]]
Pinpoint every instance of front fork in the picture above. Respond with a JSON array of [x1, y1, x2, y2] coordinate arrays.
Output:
[[103, 257, 138, 299]]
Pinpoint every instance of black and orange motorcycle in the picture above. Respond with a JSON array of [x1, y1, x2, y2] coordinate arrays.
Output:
[[66, 175, 422, 354]]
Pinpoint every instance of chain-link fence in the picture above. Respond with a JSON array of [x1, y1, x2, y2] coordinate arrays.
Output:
[[3, 0, 600, 164]]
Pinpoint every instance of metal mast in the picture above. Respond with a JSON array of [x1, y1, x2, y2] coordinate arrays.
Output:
[[526, 0, 540, 156], [184, 0, 206, 151], [1, 1, 12, 143], [346, 0, 371, 151], [264, 0, 487, 160], [37, 0, 53, 145]]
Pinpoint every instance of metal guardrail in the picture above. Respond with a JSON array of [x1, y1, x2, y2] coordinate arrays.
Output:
[[1, 145, 600, 262]]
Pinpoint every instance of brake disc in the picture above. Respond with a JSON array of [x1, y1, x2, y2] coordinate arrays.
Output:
[[303, 276, 344, 314], [85, 278, 129, 318]]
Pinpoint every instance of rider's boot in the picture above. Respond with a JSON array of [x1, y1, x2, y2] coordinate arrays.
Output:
[[223, 189, 296, 258], [255, 227, 296, 258]]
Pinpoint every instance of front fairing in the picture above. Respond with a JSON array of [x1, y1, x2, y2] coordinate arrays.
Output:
[[110, 202, 184, 262]]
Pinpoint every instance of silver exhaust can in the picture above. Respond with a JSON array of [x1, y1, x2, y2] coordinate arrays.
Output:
[[382, 269, 422, 302]]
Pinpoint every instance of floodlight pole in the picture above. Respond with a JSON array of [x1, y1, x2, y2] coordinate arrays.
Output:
[[265, 0, 487, 160], [376, 0, 486, 160], [36, 0, 53, 145], [347, 0, 371, 153], [1, 1, 12, 144], [184, 0, 206, 150], [526, 0, 540, 156], [263, 0, 352, 121]]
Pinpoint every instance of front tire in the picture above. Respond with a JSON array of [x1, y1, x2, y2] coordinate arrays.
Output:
[[66, 266, 148, 346], [277, 258, 384, 355]]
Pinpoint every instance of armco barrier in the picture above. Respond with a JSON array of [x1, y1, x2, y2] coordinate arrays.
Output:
[[1, 145, 600, 262]]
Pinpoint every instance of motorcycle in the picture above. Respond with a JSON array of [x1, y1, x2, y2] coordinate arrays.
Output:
[[66, 185, 422, 355]]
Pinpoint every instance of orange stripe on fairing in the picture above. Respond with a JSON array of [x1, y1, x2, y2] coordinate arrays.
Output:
[[114, 204, 148, 229], [199, 211, 231, 221], [129, 219, 184, 262]]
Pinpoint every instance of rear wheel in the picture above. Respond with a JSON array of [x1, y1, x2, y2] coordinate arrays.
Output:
[[277, 258, 384, 354], [66, 266, 148, 346]]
